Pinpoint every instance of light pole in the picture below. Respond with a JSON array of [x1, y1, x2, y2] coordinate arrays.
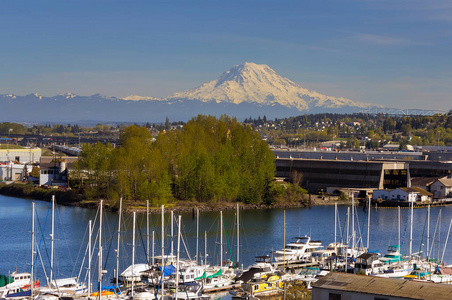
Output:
[[7, 128, 12, 150]]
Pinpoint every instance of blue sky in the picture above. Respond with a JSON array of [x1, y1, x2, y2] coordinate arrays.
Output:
[[0, 0, 451, 111]]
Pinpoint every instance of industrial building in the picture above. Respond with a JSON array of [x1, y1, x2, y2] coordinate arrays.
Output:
[[275, 158, 409, 193], [0, 148, 41, 163]]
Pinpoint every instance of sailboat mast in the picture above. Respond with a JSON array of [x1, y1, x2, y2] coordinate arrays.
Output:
[[88, 220, 92, 297], [176, 215, 181, 289], [196, 208, 199, 265], [398, 206, 401, 259], [237, 203, 240, 266], [31, 202, 35, 299], [152, 231, 155, 265], [334, 203, 337, 247], [367, 196, 371, 250], [99, 200, 103, 300], [427, 205, 430, 259], [438, 210, 441, 262], [116, 198, 122, 291], [132, 212, 136, 296], [409, 200, 413, 259], [205, 231, 207, 265], [147, 200, 150, 263], [171, 210, 174, 260], [220, 211, 223, 270], [346, 208, 350, 248], [352, 195, 355, 252], [50, 195, 55, 284], [283, 210, 286, 266], [161, 205, 165, 298], [441, 217, 452, 263]]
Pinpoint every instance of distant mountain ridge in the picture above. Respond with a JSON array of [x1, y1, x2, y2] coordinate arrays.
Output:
[[167, 62, 373, 111], [0, 63, 380, 123]]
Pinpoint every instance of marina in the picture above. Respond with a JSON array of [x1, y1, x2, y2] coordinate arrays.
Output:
[[2, 194, 452, 299]]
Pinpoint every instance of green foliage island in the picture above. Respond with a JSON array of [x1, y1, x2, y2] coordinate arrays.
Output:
[[71, 115, 307, 210]]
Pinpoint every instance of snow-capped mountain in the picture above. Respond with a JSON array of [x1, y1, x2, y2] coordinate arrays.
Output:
[[0, 63, 379, 123], [169, 62, 374, 111]]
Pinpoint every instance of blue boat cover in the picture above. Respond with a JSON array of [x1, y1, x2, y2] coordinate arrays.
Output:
[[159, 264, 176, 276], [6, 290, 31, 298]]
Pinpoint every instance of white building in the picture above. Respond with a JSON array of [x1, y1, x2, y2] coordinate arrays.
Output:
[[0, 162, 33, 182], [430, 176, 452, 198], [373, 187, 431, 202], [373, 189, 390, 200], [39, 157, 77, 187]]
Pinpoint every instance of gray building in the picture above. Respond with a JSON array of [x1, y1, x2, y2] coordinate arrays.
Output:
[[275, 158, 409, 193]]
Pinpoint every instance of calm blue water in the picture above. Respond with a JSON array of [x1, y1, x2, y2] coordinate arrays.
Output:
[[1, 194, 452, 299]]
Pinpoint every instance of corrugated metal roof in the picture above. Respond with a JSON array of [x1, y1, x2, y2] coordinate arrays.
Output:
[[312, 272, 452, 300]]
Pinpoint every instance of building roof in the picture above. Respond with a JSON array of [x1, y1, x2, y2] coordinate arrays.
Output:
[[398, 187, 433, 196], [437, 177, 452, 187], [312, 272, 452, 300], [40, 156, 78, 170], [411, 177, 439, 187]]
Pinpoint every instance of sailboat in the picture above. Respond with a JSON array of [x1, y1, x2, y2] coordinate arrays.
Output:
[[37, 196, 88, 297], [0, 203, 40, 299]]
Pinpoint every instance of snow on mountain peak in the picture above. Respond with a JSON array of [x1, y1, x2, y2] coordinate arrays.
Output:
[[169, 62, 373, 111], [122, 95, 161, 101], [59, 92, 77, 99]]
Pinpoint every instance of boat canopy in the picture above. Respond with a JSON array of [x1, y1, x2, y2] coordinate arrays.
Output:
[[0, 275, 14, 287], [158, 264, 176, 276]]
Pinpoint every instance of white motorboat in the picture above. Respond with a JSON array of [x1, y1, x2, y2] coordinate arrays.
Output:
[[271, 236, 323, 262]]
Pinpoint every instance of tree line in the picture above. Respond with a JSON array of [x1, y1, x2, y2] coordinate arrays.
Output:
[[72, 115, 277, 207]]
